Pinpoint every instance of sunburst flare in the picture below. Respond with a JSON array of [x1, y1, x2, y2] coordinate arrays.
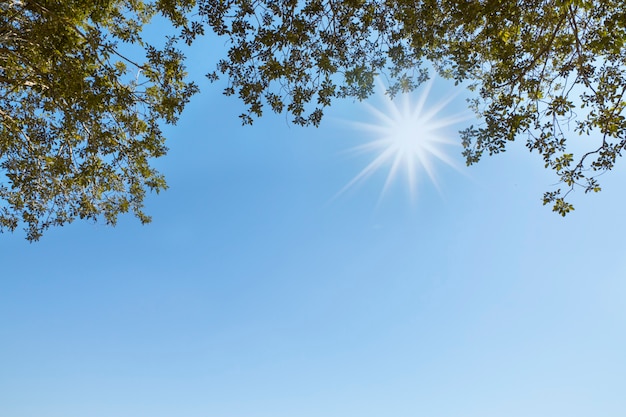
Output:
[[336, 77, 472, 202]]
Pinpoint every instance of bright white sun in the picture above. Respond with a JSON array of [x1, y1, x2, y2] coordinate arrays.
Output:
[[337, 77, 471, 201]]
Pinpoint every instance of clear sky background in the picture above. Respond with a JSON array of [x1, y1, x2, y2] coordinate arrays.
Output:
[[1, 28, 626, 417]]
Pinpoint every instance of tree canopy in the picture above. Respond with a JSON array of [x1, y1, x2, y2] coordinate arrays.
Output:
[[2, 0, 626, 240], [1, 0, 198, 240]]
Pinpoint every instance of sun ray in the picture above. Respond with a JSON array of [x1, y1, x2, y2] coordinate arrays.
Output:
[[336, 76, 472, 202], [334, 146, 398, 198]]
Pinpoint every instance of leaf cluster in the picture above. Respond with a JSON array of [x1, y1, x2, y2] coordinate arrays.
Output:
[[199, 0, 429, 126], [1, 0, 198, 240]]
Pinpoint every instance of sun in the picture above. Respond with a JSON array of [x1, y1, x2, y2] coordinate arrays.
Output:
[[336, 77, 471, 202]]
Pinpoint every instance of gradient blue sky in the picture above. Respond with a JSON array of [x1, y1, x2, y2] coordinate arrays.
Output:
[[1, 30, 626, 417]]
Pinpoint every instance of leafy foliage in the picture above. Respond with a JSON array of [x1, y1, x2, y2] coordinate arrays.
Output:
[[0, 0, 198, 240], [200, 0, 626, 215], [200, 0, 429, 126]]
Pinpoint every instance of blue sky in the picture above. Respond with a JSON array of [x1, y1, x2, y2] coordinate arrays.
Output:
[[1, 30, 626, 417]]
